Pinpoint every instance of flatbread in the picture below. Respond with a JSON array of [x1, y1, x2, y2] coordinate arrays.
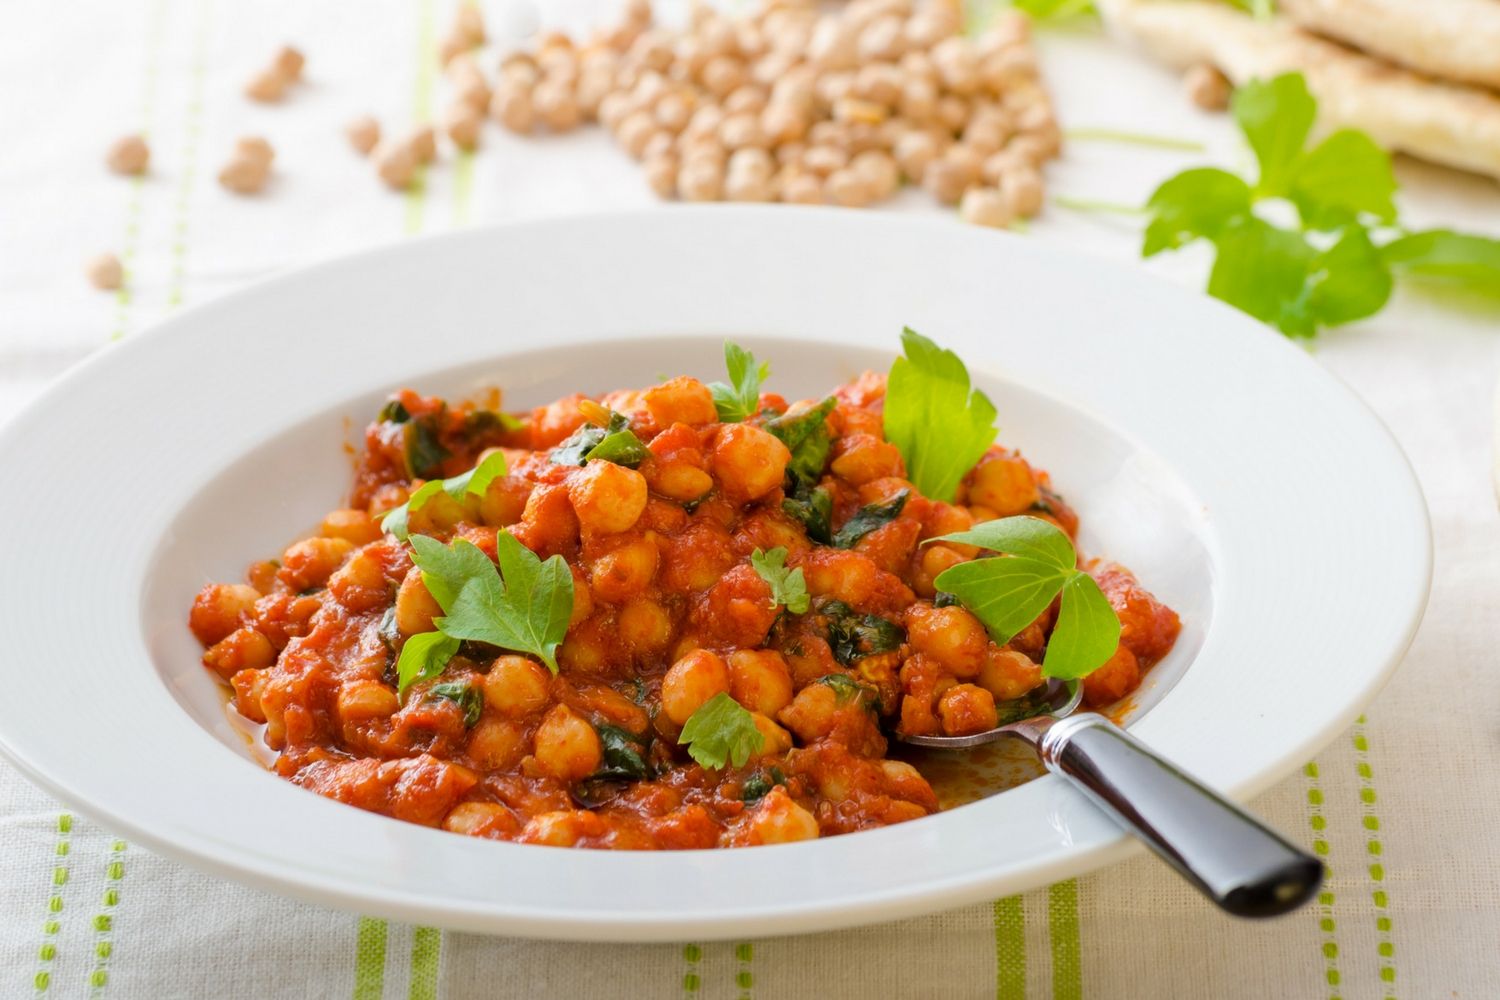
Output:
[[1096, 0, 1500, 182], [1279, 0, 1500, 92]]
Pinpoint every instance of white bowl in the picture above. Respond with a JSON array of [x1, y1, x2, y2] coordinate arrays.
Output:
[[0, 209, 1430, 940]]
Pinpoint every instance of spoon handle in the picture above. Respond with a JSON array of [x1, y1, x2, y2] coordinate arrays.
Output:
[[1037, 713, 1323, 917]]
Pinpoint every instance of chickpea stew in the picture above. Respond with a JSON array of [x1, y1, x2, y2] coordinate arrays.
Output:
[[189, 332, 1179, 849]]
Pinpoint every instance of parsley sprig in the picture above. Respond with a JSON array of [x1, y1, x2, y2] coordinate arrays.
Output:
[[749, 547, 809, 614], [678, 692, 764, 770], [709, 342, 770, 423], [932, 516, 1120, 681], [1143, 72, 1500, 338], [393, 532, 574, 693], [883, 328, 999, 503]]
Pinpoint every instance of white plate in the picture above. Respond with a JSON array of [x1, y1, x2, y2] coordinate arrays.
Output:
[[0, 209, 1430, 941]]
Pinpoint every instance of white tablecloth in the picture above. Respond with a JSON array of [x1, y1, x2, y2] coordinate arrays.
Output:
[[3, 1, 1499, 997]]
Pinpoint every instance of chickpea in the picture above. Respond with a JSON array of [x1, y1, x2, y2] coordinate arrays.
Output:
[[1006, 133, 1054, 168], [645, 152, 679, 197], [1000, 165, 1044, 219], [701, 55, 747, 98], [807, 18, 858, 71], [643, 375, 717, 426], [480, 475, 532, 527], [655, 92, 693, 133], [484, 655, 552, 716], [203, 627, 275, 681], [338, 680, 400, 723], [244, 67, 288, 103], [908, 604, 989, 677], [761, 102, 809, 144], [802, 144, 848, 177], [904, 9, 958, 50], [395, 567, 443, 636], [218, 154, 270, 195], [535, 80, 582, 131], [938, 684, 999, 735], [682, 104, 725, 143], [532, 705, 603, 782], [959, 186, 1011, 228], [490, 81, 536, 134], [932, 36, 979, 95], [711, 423, 790, 501], [981, 47, 1037, 92], [278, 536, 353, 591], [968, 452, 1039, 514], [779, 170, 824, 204], [618, 598, 673, 651], [439, 31, 471, 66], [749, 712, 794, 759], [720, 112, 769, 150], [923, 147, 979, 205], [678, 159, 724, 201], [728, 649, 795, 716], [746, 788, 820, 843], [724, 85, 769, 115], [858, 15, 905, 62], [726, 167, 774, 202], [443, 801, 516, 837], [345, 116, 381, 156], [567, 460, 648, 534], [893, 129, 939, 182], [898, 76, 937, 123], [617, 111, 658, 158], [590, 536, 660, 602], [443, 100, 484, 151], [327, 550, 390, 612], [850, 149, 899, 200], [979, 648, 1042, 702], [918, 542, 966, 584], [273, 45, 305, 81], [661, 649, 731, 724], [1184, 62, 1232, 111], [826, 168, 874, 207], [981, 148, 1027, 185], [85, 253, 123, 291], [105, 134, 150, 175]]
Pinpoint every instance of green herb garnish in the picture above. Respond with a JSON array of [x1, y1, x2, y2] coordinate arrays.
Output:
[[426, 680, 484, 726], [1143, 72, 1500, 338], [678, 692, 765, 770], [740, 771, 773, 802], [815, 672, 879, 710], [883, 329, 998, 503], [749, 547, 810, 614], [765, 397, 838, 491], [709, 342, 770, 423], [833, 490, 910, 549], [594, 723, 654, 782], [933, 516, 1120, 681], [549, 410, 648, 468], [394, 630, 461, 695], [408, 532, 573, 674], [821, 601, 905, 666], [782, 485, 833, 545], [380, 451, 509, 541]]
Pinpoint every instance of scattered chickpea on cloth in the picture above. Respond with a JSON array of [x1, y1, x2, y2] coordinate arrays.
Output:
[[105, 134, 150, 175], [218, 136, 275, 194], [85, 253, 123, 291], [245, 44, 305, 103]]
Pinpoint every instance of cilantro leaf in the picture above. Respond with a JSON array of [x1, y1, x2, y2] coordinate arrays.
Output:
[[765, 397, 837, 491], [709, 342, 771, 423], [1233, 73, 1315, 197], [550, 411, 647, 468], [1290, 130, 1398, 229], [409, 532, 574, 674], [395, 630, 460, 695], [934, 516, 1122, 680], [883, 329, 998, 503], [426, 680, 484, 726], [678, 692, 765, 770], [782, 485, 833, 545], [1142, 168, 1252, 257], [1207, 216, 1319, 337], [749, 547, 810, 614], [380, 451, 508, 541], [1380, 230, 1500, 294], [833, 490, 909, 549]]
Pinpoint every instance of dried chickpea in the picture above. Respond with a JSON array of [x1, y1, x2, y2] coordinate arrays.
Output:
[[273, 45, 305, 81], [617, 110, 658, 158], [959, 186, 1010, 228], [720, 112, 769, 149], [444, 101, 484, 150], [728, 147, 774, 182], [999, 164, 1044, 218], [535, 80, 582, 131], [893, 129, 939, 182], [1184, 62, 1232, 111], [244, 67, 288, 103], [374, 141, 418, 190], [218, 154, 270, 195], [826, 168, 875, 207], [106, 134, 150, 175], [802, 144, 848, 177], [923, 147, 978, 205], [850, 149, 899, 199], [677, 159, 724, 201], [491, 81, 536, 133], [724, 85, 768, 115], [405, 125, 437, 164], [701, 55, 747, 98], [779, 169, 823, 204], [644, 152, 679, 197], [346, 116, 381, 156], [85, 253, 123, 291], [236, 136, 275, 168]]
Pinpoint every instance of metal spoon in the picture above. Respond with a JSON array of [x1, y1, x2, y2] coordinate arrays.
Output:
[[899, 681, 1324, 918]]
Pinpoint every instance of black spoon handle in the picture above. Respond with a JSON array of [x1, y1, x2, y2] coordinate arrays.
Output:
[[1036, 713, 1323, 918]]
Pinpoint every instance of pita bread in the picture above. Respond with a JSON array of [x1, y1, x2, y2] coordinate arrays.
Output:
[[1096, 0, 1500, 182], [1279, 0, 1500, 92]]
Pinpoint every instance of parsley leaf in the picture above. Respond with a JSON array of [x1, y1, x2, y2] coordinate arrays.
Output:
[[749, 547, 810, 614], [1290, 130, 1397, 229], [933, 516, 1121, 680], [765, 397, 837, 491], [408, 532, 573, 674], [426, 680, 484, 726], [380, 451, 508, 541], [833, 490, 910, 549], [1142, 168, 1251, 257], [883, 329, 998, 503], [395, 630, 460, 695], [709, 342, 771, 423], [1233, 72, 1315, 197], [550, 410, 648, 468], [1380, 230, 1500, 294], [678, 692, 765, 770], [782, 485, 833, 545]]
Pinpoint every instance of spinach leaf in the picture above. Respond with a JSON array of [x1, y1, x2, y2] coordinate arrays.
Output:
[[379, 400, 411, 424], [782, 485, 833, 545], [740, 765, 786, 802], [815, 672, 879, 710], [594, 723, 654, 782], [550, 411, 647, 468], [821, 601, 905, 666], [765, 397, 837, 491], [426, 680, 484, 727], [832, 490, 909, 549]]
